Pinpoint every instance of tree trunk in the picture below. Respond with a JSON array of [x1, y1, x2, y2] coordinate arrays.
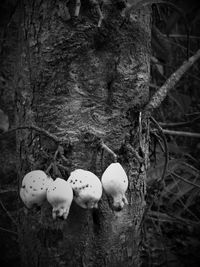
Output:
[[16, 1, 151, 266]]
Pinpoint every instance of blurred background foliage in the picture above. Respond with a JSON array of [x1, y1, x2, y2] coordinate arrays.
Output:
[[0, 0, 200, 266], [143, 0, 200, 266]]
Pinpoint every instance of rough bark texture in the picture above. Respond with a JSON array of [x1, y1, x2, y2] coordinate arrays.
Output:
[[16, 1, 151, 266]]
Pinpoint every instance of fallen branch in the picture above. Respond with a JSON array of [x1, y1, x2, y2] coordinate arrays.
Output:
[[163, 129, 200, 138], [144, 49, 200, 114]]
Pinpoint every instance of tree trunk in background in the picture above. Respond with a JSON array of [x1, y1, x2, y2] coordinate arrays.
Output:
[[16, 1, 151, 266]]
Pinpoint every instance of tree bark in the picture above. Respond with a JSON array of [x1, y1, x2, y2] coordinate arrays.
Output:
[[16, 1, 151, 266]]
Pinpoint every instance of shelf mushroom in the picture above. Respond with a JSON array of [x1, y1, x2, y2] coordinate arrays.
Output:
[[101, 163, 128, 211], [68, 169, 102, 209]]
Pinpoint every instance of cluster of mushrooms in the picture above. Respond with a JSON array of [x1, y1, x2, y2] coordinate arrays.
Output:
[[20, 163, 128, 220]]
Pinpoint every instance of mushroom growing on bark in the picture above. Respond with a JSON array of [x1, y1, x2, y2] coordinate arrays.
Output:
[[46, 178, 73, 220], [20, 170, 53, 208], [68, 169, 102, 209], [101, 163, 128, 211]]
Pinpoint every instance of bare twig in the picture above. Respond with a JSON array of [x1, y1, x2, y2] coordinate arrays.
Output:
[[0, 199, 17, 226], [53, 146, 60, 160], [45, 147, 60, 174], [164, 34, 200, 40], [101, 142, 118, 162], [74, 0, 81, 17], [150, 117, 169, 182], [181, 162, 200, 174], [57, 164, 69, 172], [144, 49, 200, 114], [58, 145, 68, 162], [141, 117, 169, 229], [0, 226, 18, 235], [45, 145, 69, 175], [163, 129, 200, 138], [0, 188, 17, 194], [46, 162, 53, 174], [0, 125, 69, 144], [159, 116, 200, 127], [148, 211, 200, 225], [138, 111, 144, 154], [95, 3, 104, 27], [172, 172, 200, 190]]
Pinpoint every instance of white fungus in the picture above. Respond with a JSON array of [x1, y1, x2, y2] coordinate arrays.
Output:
[[101, 163, 128, 211], [68, 169, 102, 209], [46, 178, 73, 220], [20, 170, 53, 208]]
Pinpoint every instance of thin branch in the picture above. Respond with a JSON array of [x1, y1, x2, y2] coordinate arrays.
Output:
[[0, 199, 17, 226], [0, 188, 17, 194], [57, 163, 69, 172], [172, 172, 200, 190], [101, 142, 118, 162], [74, 0, 81, 17], [45, 145, 69, 174], [0, 226, 18, 235], [150, 117, 169, 182], [148, 211, 200, 226], [160, 62, 200, 82], [159, 116, 200, 127], [0, 125, 68, 143], [95, 3, 104, 27], [57, 145, 68, 162], [46, 162, 53, 174], [163, 129, 200, 138], [144, 49, 200, 114], [166, 211, 200, 225], [164, 34, 200, 40], [181, 162, 200, 174], [53, 146, 60, 160]]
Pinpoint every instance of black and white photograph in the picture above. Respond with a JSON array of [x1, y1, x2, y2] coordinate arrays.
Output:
[[0, 0, 200, 266]]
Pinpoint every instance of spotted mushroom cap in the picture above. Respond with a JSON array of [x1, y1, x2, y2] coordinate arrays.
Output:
[[20, 170, 53, 208], [68, 169, 102, 209], [46, 178, 73, 220]]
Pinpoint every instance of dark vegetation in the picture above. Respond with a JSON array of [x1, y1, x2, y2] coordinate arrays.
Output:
[[142, 1, 200, 266], [0, 0, 200, 266]]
